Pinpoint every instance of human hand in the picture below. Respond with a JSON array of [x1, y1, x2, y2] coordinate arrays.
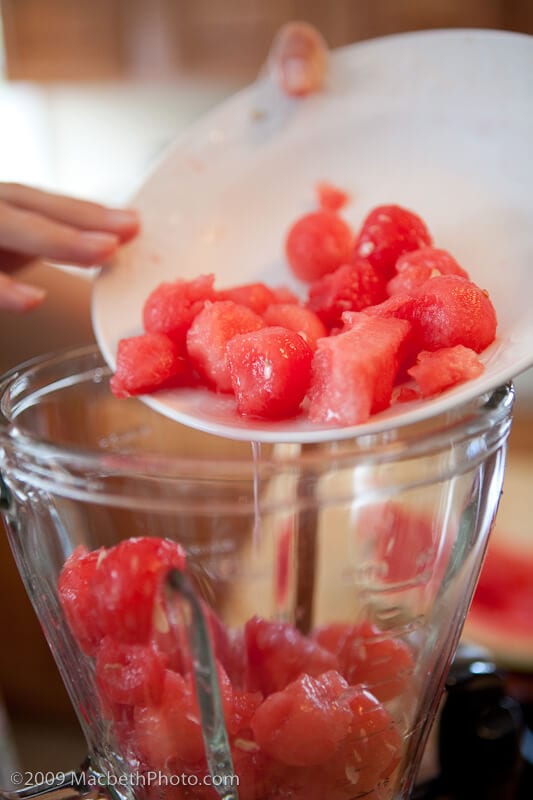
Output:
[[268, 21, 328, 97], [0, 182, 139, 312], [1, 22, 325, 313]]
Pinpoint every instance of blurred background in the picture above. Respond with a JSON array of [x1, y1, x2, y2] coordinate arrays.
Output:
[[0, 0, 532, 780]]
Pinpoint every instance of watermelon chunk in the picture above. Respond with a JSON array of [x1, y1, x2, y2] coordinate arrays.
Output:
[[143, 274, 217, 344], [94, 537, 186, 645], [408, 345, 485, 397], [367, 275, 497, 356], [354, 204, 432, 280], [394, 386, 421, 403], [285, 210, 353, 282], [387, 246, 469, 295], [357, 502, 436, 584], [313, 621, 415, 703], [95, 638, 167, 707], [244, 616, 338, 696], [133, 669, 207, 767], [262, 304, 327, 350], [316, 181, 350, 212], [320, 687, 402, 797], [110, 332, 190, 399], [218, 282, 278, 315], [307, 313, 411, 425], [58, 546, 106, 656], [411, 276, 497, 352], [186, 300, 265, 392], [227, 327, 313, 420], [270, 285, 300, 305], [306, 260, 387, 330], [251, 671, 352, 767]]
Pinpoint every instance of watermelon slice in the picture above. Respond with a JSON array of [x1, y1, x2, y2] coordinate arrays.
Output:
[[464, 543, 533, 669]]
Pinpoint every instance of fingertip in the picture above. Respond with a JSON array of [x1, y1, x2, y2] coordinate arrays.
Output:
[[76, 232, 121, 265], [269, 21, 328, 98], [0, 279, 46, 312], [280, 57, 317, 97], [104, 208, 141, 241]]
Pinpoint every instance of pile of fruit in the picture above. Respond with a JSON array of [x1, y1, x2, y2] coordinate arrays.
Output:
[[58, 536, 415, 799], [111, 185, 497, 425]]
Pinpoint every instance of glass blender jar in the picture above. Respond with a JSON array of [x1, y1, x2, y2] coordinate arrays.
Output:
[[0, 346, 513, 799]]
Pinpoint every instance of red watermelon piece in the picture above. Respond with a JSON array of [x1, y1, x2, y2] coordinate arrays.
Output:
[[408, 345, 485, 397], [285, 210, 353, 282], [387, 246, 469, 296], [133, 669, 207, 767], [244, 616, 338, 696], [357, 503, 436, 584], [367, 275, 497, 357], [262, 304, 327, 350], [320, 687, 402, 798], [227, 327, 313, 420], [315, 181, 350, 212], [143, 274, 217, 344], [110, 332, 191, 398], [95, 638, 167, 707], [354, 204, 432, 280], [270, 285, 300, 305], [306, 259, 387, 329], [464, 543, 533, 669], [186, 300, 265, 392], [93, 537, 186, 645], [307, 313, 411, 425], [313, 621, 414, 703], [58, 546, 106, 656], [218, 282, 277, 315], [251, 671, 352, 767]]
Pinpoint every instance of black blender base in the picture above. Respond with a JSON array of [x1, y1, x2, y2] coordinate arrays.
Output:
[[412, 647, 533, 800]]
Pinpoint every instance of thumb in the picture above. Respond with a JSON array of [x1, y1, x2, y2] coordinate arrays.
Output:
[[267, 21, 329, 97], [0, 272, 46, 312]]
